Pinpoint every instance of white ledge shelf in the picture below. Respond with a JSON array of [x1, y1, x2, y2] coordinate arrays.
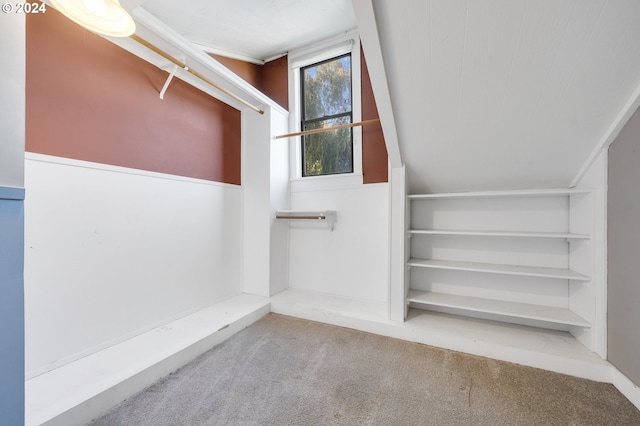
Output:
[[275, 210, 337, 231], [408, 188, 592, 199], [407, 290, 591, 328], [407, 258, 590, 281], [408, 229, 590, 240]]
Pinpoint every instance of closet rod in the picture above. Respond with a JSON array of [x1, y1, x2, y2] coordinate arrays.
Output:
[[275, 118, 380, 139], [130, 34, 264, 115]]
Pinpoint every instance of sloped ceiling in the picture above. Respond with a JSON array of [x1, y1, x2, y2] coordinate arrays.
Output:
[[371, 0, 640, 193]]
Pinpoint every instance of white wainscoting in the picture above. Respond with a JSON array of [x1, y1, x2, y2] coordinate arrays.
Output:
[[287, 182, 389, 302], [24, 153, 243, 378]]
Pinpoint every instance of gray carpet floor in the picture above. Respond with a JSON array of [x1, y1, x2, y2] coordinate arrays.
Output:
[[90, 313, 640, 425]]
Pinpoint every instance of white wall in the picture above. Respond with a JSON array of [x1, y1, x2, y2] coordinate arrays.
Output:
[[0, 14, 25, 187], [24, 154, 243, 377], [242, 106, 290, 297], [288, 182, 389, 302]]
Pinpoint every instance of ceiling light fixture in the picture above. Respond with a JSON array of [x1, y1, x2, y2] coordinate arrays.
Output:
[[50, 0, 136, 37]]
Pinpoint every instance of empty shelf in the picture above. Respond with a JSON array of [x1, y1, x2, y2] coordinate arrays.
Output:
[[408, 229, 590, 239], [407, 290, 591, 327], [408, 188, 592, 199], [407, 258, 590, 281]]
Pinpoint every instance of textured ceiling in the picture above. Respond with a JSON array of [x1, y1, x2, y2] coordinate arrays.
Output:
[[138, 0, 356, 62]]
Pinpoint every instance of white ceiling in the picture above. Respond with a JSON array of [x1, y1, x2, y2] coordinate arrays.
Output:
[[370, 0, 640, 193], [136, 0, 356, 62]]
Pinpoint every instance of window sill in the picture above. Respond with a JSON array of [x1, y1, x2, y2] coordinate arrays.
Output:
[[290, 173, 363, 192]]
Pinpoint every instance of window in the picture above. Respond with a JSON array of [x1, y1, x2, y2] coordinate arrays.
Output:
[[288, 32, 362, 188], [300, 54, 353, 177]]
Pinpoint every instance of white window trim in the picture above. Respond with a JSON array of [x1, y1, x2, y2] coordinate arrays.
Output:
[[288, 30, 362, 191]]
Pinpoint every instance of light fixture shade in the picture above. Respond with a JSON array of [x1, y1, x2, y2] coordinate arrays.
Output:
[[51, 0, 136, 37]]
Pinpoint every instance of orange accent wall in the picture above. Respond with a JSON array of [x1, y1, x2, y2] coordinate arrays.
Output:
[[261, 56, 289, 111], [361, 49, 389, 184], [26, 9, 241, 185], [211, 54, 289, 111], [211, 54, 263, 89]]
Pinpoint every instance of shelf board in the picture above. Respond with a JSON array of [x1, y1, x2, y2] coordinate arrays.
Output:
[[407, 258, 590, 281], [408, 188, 592, 200], [408, 229, 590, 239], [407, 290, 591, 328]]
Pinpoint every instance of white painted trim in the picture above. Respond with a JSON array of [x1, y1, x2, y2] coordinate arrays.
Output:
[[612, 365, 640, 411], [25, 153, 241, 189], [288, 30, 359, 68], [287, 31, 364, 184], [290, 173, 364, 192], [0, 185, 25, 200], [389, 165, 406, 321], [570, 81, 640, 187], [192, 42, 265, 65], [352, 0, 402, 168]]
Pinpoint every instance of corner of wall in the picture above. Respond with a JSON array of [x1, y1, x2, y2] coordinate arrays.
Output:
[[0, 13, 26, 426]]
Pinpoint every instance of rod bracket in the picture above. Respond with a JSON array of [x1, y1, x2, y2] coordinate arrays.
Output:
[[159, 64, 180, 100]]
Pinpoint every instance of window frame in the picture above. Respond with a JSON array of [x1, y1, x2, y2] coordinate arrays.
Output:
[[288, 31, 362, 190], [300, 53, 354, 177]]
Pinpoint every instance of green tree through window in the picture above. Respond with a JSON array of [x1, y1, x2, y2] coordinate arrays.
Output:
[[301, 54, 352, 176]]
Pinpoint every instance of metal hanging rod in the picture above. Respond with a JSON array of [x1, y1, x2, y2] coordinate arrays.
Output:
[[275, 118, 381, 139], [129, 34, 264, 115]]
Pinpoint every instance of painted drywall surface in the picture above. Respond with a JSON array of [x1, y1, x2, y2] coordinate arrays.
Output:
[[242, 109, 273, 297], [361, 46, 388, 184], [211, 54, 289, 111], [0, 195, 25, 425], [26, 10, 241, 185], [371, 0, 640, 193], [0, 14, 26, 426], [211, 54, 263, 89], [269, 108, 291, 295], [0, 14, 25, 186], [262, 56, 289, 111], [608, 105, 640, 386], [24, 155, 243, 376], [288, 183, 389, 302]]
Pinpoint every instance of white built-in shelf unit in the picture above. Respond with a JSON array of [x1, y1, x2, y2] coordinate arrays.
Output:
[[407, 188, 595, 343]]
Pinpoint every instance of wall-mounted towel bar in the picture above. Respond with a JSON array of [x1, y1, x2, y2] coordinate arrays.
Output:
[[275, 210, 337, 231]]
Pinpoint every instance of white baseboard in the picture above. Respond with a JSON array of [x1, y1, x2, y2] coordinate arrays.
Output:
[[612, 366, 640, 411]]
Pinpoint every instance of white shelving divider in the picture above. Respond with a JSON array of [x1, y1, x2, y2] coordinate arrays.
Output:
[[407, 188, 596, 339]]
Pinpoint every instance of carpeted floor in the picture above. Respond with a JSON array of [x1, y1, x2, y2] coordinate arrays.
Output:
[[90, 313, 640, 425]]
